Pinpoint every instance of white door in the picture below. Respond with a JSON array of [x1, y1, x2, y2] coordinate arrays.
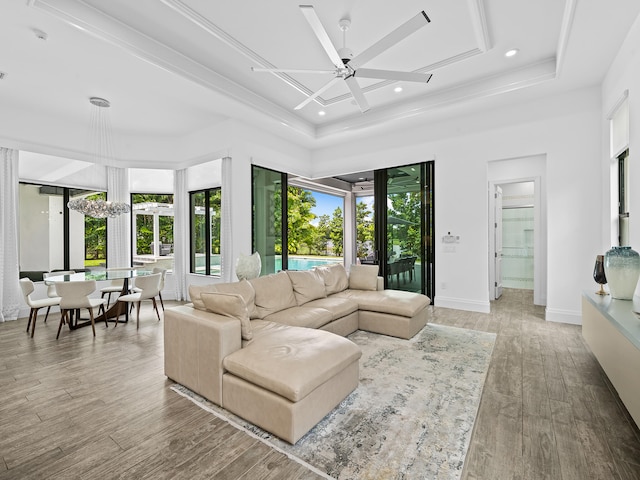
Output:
[[494, 185, 503, 299]]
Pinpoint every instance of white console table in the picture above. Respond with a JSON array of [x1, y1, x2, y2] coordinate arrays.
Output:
[[582, 291, 640, 428]]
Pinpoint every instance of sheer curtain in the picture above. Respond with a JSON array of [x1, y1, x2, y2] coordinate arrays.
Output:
[[221, 157, 233, 282], [173, 168, 189, 300], [106, 166, 131, 267], [0, 148, 23, 321]]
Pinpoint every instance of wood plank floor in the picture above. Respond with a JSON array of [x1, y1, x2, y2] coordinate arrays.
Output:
[[1, 289, 639, 479]]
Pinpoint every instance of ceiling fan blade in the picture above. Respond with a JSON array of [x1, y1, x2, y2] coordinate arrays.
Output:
[[344, 76, 370, 113], [355, 68, 432, 83], [294, 76, 341, 110], [299, 5, 345, 68], [251, 67, 335, 74], [349, 11, 430, 70]]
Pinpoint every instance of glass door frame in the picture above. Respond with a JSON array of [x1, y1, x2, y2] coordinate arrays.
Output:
[[251, 165, 288, 275], [373, 161, 434, 301]]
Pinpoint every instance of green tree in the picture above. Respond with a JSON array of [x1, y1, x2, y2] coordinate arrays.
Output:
[[388, 191, 421, 257], [286, 187, 316, 254], [356, 201, 374, 257], [312, 214, 331, 255], [84, 193, 106, 262], [329, 206, 344, 256]]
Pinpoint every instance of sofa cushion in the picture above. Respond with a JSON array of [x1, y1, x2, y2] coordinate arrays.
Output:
[[223, 325, 361, 402], [348, 264, 379, 291], [304, 297, 359, 321], [332, 289, 430, 317], [287, 270, 327, 305], [201, 292, 253, 341], [188, 280, 259, 319], [213, 280, 259, 319], [249, 271, 297, 319], [264, 306, 333, 329], [315, 263, 349, 295]]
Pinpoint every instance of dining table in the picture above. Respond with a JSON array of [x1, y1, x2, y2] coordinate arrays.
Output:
[[45, 269, 153, 330]]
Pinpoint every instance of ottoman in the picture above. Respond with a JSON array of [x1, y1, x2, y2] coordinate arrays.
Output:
[[222, 321, 362, 443]]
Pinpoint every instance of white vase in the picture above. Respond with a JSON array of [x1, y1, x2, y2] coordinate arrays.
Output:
[[235, 252, 261, 280], [604, 246, 640, 300]]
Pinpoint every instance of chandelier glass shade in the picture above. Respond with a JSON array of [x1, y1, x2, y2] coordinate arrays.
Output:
[[67, 198, 131, 218]]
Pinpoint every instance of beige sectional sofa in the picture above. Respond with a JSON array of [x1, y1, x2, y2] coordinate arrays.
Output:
[[164, 263, 430, 443]]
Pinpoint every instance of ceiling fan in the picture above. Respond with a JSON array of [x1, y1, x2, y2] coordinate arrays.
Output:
[[251, 5, 432, 113]]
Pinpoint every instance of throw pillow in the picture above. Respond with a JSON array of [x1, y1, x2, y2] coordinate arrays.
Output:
[[188, 284, 218, 311], [201, 292, 252, 341], [211, 279, 259, 319], [287, 269, 327, 305], [316, 263, 349, 295], [348, 264, 379, 291]]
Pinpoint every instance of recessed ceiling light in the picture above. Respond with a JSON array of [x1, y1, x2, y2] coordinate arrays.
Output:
[[505, 49, 519, 58], [33, 29, 48, 41], [394, 86, 403, 93], [318, 110, 326, 116]]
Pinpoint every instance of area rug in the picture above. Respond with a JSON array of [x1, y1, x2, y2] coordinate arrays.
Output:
[[170, 323, 496, 480]]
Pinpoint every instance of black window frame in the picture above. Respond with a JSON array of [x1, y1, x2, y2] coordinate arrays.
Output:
[[189, 187, 221, 276]]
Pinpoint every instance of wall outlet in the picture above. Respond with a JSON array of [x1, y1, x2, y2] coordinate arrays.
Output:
[[441, 282, 447, 290]]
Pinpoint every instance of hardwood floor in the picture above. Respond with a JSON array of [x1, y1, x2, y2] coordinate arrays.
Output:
[[1, 289, 639, 479]]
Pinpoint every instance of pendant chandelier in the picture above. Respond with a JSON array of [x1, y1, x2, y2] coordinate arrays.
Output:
[[67, 97, 131, 218], [67, 197, 130, 218]]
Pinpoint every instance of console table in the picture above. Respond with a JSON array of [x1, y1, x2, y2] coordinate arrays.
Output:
[[581, 291, 640, 427]]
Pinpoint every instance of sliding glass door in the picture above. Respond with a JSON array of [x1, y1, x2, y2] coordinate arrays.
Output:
[[252, 166, 287, 275], [374, 162, 434, 300]]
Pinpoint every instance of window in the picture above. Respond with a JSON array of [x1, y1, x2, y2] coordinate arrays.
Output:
[[131, 194, 174, 271], [618, 149, 629, 246], [19, 183, 107, 275], [190, 188, 221, 275]]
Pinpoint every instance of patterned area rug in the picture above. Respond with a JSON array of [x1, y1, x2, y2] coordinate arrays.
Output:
[[171, 323, 496, 480]]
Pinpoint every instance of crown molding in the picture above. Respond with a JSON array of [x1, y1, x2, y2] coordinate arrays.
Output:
[[31, 0, 315, 138], [555, 0, 577, 78], [315, 58, 557, 138]]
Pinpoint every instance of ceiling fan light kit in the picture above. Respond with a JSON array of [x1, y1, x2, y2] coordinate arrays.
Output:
[[252, 5, 432, 113]]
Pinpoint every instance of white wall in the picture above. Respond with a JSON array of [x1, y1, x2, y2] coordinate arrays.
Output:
[[308, 87, 602, 322], [602, 13, 640, 268]]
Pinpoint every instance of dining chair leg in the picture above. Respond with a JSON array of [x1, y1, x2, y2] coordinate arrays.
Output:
[[159, 292, 164, 311], [101, 304, 108, 329], [136, 302, 141, 330], [152, 298, 161, 322], [26, 308, 35, 333], [89, 308, 96, 337], [30, 309, 39, 338], [44, 305, 51, 323], [57, 310, 67, 339]]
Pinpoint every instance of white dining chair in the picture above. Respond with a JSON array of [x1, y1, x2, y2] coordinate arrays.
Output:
[[100, 267, 135, 308], [133, 267, 167, 311], [56, 280, 107, 339], [43, 270, 76, 299], [19, 277, 61, 338], [116, 273, 162, 329]]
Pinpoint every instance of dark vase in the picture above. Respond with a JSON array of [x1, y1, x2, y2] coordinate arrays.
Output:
[[593, 254, 607, 295]]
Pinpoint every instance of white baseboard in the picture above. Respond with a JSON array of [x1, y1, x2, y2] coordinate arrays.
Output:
[[545, 307, 582, 325], [434, 296, 491, 313]]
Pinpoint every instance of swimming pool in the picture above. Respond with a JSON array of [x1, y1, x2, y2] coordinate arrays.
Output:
[[275, 256, 343, 271]]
